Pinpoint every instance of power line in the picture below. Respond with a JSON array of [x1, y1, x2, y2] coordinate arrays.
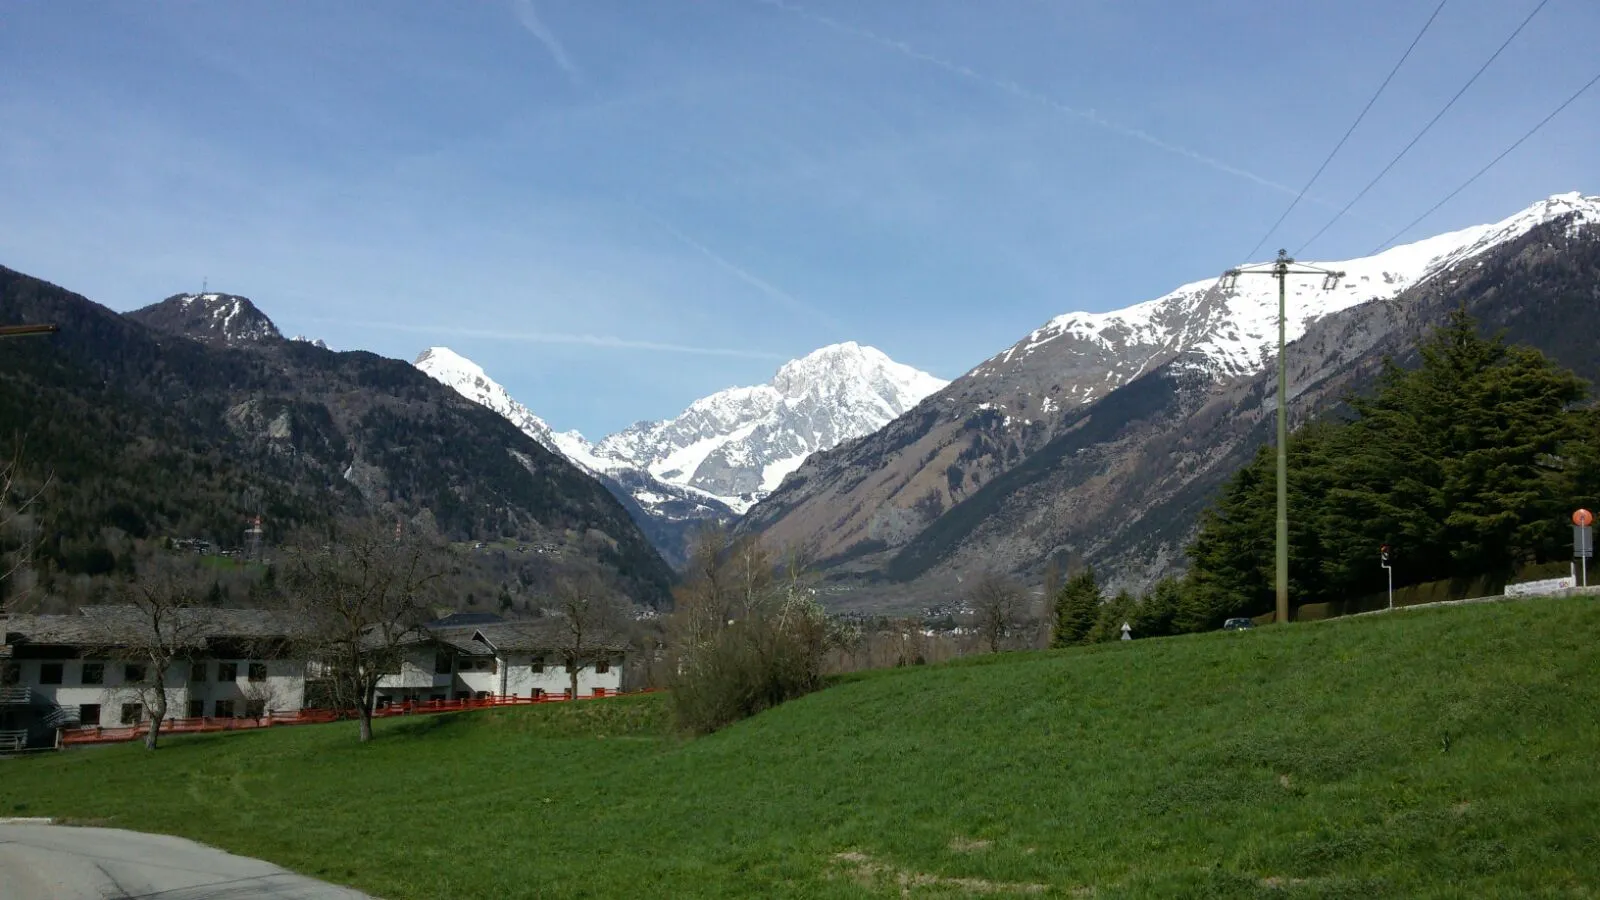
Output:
[[1369, 68, 1600, 255], [1243, 0, 1448, 263], [1295, 0, 1550, 256]]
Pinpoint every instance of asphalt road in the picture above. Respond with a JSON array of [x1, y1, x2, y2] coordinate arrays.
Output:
[[0, 822, 374, 899]]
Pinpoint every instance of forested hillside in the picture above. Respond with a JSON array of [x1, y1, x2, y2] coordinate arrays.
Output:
[[0, 266, 674, 606]]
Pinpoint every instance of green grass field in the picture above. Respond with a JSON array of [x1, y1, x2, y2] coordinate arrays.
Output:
[[5, 597, 1599, 898]]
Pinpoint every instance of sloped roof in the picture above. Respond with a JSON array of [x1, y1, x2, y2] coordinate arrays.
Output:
[[426, 625, 496, 657], [5, 606, 306, 648], [470, 621, 628, 655], [425, 611, 505, 629]]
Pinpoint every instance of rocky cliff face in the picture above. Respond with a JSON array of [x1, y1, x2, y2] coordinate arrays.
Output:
[[125, 292, 283, 346], [740, 194, 1600, 612]]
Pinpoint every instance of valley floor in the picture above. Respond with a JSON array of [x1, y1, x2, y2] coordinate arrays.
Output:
[[3, 597, 1598, 898]]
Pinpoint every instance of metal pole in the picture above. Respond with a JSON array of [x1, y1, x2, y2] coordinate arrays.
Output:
[[1275, 251, 1289, 625], [1387, 565, 1394, 609]]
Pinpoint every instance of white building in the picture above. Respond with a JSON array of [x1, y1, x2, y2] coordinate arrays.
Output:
[[372, 617, 625, 707], [1, 607, 307, 750]]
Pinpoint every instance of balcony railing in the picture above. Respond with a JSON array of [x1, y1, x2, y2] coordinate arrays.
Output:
[[0, 729, 26, 752], [0, 686, 30, 705]]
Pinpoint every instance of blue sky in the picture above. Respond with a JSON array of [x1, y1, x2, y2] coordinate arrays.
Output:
[[2, 0, 1596, 438]]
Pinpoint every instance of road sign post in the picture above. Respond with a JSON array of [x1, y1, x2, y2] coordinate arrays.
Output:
[[1574, 510, 1593, 588], [1380, 544, 1393, 610]]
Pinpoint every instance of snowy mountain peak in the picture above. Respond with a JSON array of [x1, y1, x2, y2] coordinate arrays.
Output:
[[127, 292, 282, 346], [415, 346, 559, 452], [595, 345, 947, 510], [976, 192, 1599, 406]]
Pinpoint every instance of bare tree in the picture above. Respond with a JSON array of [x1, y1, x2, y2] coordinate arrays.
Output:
[[968, 571, 1026, 654], [0, 445, 51, 614], [91, 563, 212, 750], [552, 573, 629, 700], [282, 518, 445, 743]]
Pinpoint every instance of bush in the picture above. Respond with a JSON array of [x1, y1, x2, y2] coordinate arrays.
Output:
[[667, 608, 826, 735]]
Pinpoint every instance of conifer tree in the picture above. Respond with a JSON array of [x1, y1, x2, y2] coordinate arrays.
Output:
[[1051, 568, 1100, 647]]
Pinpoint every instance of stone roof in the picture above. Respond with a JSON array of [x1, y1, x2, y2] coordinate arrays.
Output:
[[4, 606, 306, 648], [469, 621, 627, 655]]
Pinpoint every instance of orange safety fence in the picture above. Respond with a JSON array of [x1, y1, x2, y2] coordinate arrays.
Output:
[[57, 688, 656, 747]]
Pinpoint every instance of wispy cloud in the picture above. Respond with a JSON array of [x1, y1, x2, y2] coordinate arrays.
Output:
[[634, 206, 851, 334], [324, 319, 786, 360], [755, 0, 1313, 203], [512, 0, 582, 85]]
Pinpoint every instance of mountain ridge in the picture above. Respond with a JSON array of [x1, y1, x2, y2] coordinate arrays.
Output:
[[741, 192, 1600, 611], [415, 341, 946, 566]]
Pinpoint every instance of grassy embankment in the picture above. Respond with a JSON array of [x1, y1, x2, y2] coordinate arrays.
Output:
[[4, 597, 1599, 898]]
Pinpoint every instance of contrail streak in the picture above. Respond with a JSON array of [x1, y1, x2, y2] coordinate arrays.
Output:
[[636, 206, 851, 333], [319, 319, 787, 360], [513, 0, 583, 85], [755, 0, 1310, 202]]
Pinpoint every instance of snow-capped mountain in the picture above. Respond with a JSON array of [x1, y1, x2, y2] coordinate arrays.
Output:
[[126, 292, 282, 346], [972, 192, 1600, 407], [413, 346, 735, 566], [592, 342, 948, 511], [742, 191, 1600, 607], [413, 342, 946, 563], [415, 347, 565, 452]]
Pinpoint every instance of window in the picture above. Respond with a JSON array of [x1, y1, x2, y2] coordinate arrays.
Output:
[[190, 661, 207, 682], [217, 662, 238, 682], [248, 663, 266, 683], [124, 663, 146, 683], [81, 662, 104, 685], [79, 704, 100, 726], [594, 660, 610, 675], [213, 699, 235, 718], [245, 699, 265, 718], [531, 688, 544, 699], [530, 658, 544, 674], [120, 703, 143, 725], [39, 663, 64, 685], [434, 652, 454, 675], [186, 699, 204, 719]]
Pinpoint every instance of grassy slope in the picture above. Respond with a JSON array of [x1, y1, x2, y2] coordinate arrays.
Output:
[[4, 598, 1599, 898]]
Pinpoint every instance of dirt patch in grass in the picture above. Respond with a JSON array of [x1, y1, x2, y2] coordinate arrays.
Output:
[[948, 835, 993, 853], [832, 850, 1053, 896]]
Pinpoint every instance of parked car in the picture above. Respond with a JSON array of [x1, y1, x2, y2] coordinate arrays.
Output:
[[1222, 617, 1255, 631]]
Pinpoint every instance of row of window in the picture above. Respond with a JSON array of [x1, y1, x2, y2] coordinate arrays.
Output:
[[76, 698, 270, 727], [19, 661, 270, 687]]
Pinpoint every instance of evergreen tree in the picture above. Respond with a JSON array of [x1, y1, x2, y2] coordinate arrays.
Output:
[[1087, 590, 1136, 643], [1186, 308, 1591, 613], [1051, 568, 1100, 647], [1132, 577, 1183, 637]]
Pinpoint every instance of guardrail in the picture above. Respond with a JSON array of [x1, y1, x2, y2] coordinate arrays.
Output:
[[0, 729, 26, 752], [57, 688, 652, 747]]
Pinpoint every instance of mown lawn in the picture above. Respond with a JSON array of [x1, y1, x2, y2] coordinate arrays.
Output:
[[5, 597, 1599, 898]]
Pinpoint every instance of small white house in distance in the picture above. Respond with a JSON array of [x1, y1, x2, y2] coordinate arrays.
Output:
[[1, 607, 307, 750], [372, 616, 626, 707]]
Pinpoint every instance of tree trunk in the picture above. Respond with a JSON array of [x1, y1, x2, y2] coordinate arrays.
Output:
[[357, 683, 375, 743], [569, 663, 579, 701], [145, 690, 166, 751]]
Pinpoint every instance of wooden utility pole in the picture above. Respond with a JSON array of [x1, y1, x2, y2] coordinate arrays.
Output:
[[1218, 251, 1343, 625]]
